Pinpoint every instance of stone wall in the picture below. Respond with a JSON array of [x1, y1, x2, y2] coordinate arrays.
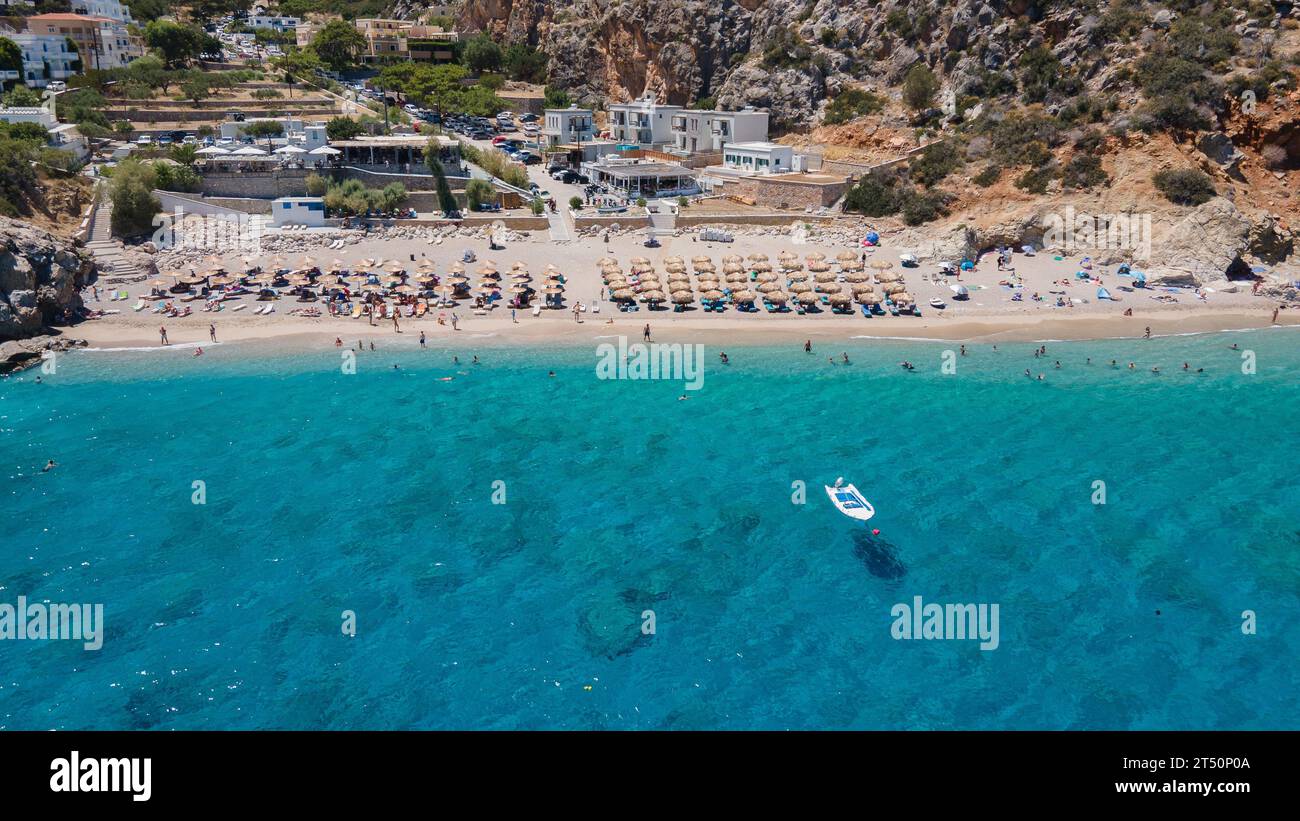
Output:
[[197, 168, 471, 198], [675, 213, 845, 228], [729, 176, 850, 210], [573, 214, 652, 231], [199, 170, 310, 198]]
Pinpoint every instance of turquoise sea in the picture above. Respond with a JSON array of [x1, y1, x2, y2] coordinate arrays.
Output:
[[1, 329, 1297, 730]]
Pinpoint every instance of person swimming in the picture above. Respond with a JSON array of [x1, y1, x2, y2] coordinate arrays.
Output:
[[719, 352, 729, 364], [841, 352, 850, 364], [43, 459, 56, 472]]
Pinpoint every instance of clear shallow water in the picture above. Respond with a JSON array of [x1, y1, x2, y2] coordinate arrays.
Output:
[[1, 330, 1297, 730]]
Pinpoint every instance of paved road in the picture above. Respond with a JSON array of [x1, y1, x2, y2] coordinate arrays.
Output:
[[457, 133, 590, 208]]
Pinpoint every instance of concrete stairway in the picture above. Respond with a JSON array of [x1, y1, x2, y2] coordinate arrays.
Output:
[[84, 201, 144, 284]]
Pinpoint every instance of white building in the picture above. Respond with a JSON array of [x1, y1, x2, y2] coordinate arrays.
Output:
[[2, 31, 81, 88], [541, 105, 593, 148], [607, 93, 682, 148], [721, 142, 795, 175], [272, 196, 326, 227], [71, 0, 132, 23], [669, 106, 769, 156], [48, 122, 88, 160], [0, 106, 57, 127], [248, 15, 299, 31]]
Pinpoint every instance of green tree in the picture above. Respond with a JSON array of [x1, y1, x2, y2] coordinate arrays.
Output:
[[427, 141, 459, 214], [144, 19, 205, 68], [326, 116, 364, 141], [0, 38, 21, 88], [180, 77, 212, 105], [377, 182, 407, 212], [502, 43, 547, 83], [124, 0, 168, 22], [0, 133, 39, 215], [305, 172, 329, 196], [274, 48, 322, 98], [124, 55, 167, 91], [569, 195, 582, 210], [169, 143, 198, 166], [463, 34, 502, 74], [243, 120, 284, 151], [2, 86, 42, 107], [902, 63, 938, 110], [109, 158, 161, 237], [543, 85, 570, 109], [465, 178, 494, 210], [311, 20, 366, 72], [458, 85, 506, 117]]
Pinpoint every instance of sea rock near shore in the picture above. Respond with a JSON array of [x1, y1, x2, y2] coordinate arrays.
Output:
[[0, 217, 95, 342], [1149, 197, 1252, 285], [0, 335, 86, 374]]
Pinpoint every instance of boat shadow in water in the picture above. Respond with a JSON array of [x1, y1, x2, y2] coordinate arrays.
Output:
[[851, 530, 906, 580]]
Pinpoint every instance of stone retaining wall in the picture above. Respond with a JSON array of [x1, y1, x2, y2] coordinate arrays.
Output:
[[573, 214, 652, 231]]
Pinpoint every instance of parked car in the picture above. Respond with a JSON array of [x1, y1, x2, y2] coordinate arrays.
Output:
[[519, 113, 539, 123], [560, 170, 588, 184], [136, 135, 153, 145], [47, 81, 66, 92], [520, 153, 542, 165]]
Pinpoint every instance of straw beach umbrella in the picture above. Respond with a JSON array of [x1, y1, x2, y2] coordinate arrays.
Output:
[[767, 291, 789, 304]]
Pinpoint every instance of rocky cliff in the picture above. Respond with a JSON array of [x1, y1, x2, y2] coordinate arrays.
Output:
[[0, 217, 95, 343]]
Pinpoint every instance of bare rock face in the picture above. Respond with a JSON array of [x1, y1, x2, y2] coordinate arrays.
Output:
[[1150, 197, 1253, 284], [0, 217, 95, 342]]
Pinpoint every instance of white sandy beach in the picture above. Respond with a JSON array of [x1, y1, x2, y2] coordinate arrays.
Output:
[[76, 226, 1297, 349]]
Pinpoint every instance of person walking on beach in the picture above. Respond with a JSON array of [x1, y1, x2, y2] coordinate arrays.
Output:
[[451, 313, 459, 331], [1273, 306, 1280, 324], [159, 326, 168, 345], [209, 324, 217, 343], [419, 330, 426, 348], [511, 308, 518, 324], [392, 311, 401, 333], [643, 323, 651, 342]]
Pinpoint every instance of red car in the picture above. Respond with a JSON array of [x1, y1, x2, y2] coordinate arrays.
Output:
[[491, 136, 509, 145]]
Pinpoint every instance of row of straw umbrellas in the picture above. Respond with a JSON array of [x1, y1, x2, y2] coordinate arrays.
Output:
[[595, 251, 913, 309], [151, 254, 568, 306]]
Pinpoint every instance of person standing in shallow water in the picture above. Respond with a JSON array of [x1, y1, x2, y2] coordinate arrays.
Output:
[[643, 323, 651, 342], [804, 339, 812, 353]]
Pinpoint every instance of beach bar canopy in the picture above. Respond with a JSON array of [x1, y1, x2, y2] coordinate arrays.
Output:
[[581, 159, 699, 198]]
